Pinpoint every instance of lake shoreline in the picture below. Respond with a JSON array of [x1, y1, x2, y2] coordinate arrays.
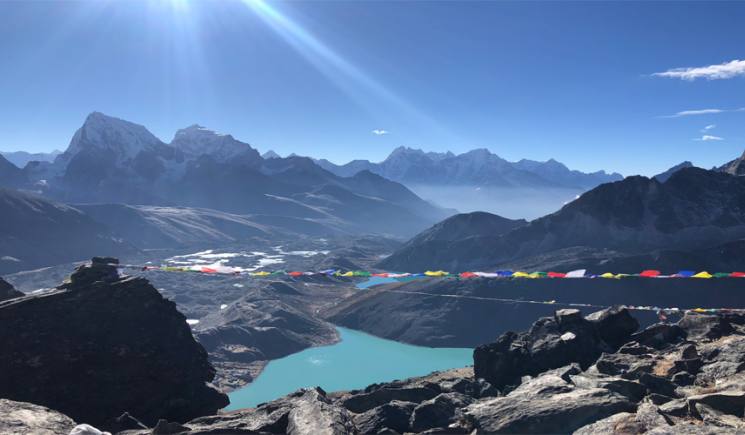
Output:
[[225, 326, 473, 410]]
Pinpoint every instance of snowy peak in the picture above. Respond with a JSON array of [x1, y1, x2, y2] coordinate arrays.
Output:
[[63, 112, 164, 161], [262, 150, 281, 159], [171, 124, 260, 162]]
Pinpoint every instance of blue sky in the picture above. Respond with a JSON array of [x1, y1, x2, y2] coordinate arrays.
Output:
[[0, 0, 743, 176]]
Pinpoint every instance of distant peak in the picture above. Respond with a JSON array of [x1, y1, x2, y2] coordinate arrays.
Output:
[[174, 124, 227, 138], [390, 146, 425, 156], [262, 150, 281, 159]]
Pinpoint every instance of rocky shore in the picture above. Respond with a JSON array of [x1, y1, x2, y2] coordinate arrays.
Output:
[[3, 261, 745, 434], [162, 307, 745, 434]]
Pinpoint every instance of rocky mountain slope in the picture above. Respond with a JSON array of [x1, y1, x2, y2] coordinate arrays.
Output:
[[79, 308, 745, 434], [318, 146, 622, 190], [381, 211, 526, 271], [0, 188, 135, 274], [654, 161, 694, 182], [0, 258, 228, 430], [325, 276, 745, 347], [720, 149, 745, 176], [380, 167, 745, 272], [193, 281, 342, 390], [1, 112, 450, 238]]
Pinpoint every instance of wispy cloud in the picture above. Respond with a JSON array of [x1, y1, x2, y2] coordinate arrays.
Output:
[[695, 135, 724, 141], [663, 109, 724, 118], [371, 129, 389, 136], [702, 124, 716, 131], [653, 59, 745, 80]]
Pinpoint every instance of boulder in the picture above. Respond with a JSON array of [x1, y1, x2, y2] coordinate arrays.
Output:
[[0, 399, 77, 435], [409, 392, 473, 432], [463, 365, 637, 433], [341, 386, 440, 413], [678, 313, 735, 341], [0, 259, 228, 430], [687, 391, 745, 418], [352, 400, 416, 434], [286, 389, 357, 435], [630, 323, 686, 349], [473, 307, 636, 389], [186, 387, 355, 435], [586, 306, 640, 348]]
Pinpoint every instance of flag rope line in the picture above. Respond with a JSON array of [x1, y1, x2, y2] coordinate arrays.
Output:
[[105, 263, 745, 317], [114, 263, 745, 280]]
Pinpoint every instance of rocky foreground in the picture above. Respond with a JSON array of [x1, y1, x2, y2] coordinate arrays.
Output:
[[0, 258, 227, 431], [3, 263, 745, 434]]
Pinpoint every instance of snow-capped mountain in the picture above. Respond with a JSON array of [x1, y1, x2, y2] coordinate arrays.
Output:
[[171, 125, 261, 163], [318, 146, 622, 190], [59, 112, 168, 164], [317, 146, 623, 219]]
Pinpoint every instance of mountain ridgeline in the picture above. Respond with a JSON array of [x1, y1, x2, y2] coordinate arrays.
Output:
[[317, 146, 622, 190], [380, 167, 745, 273], [316, 147, 623, 220], [0, 112, 451, 240]]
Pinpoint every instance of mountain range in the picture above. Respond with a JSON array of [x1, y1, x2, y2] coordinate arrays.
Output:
[[380, 167, 745, 272], [317, 147, 622, 190], [316, 147, 622, 219], [0, 112, 452, 241]]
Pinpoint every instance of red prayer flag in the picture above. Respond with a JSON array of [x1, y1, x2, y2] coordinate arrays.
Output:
[[288, 271, 303, 277], [639, 270, 661, 277], [547, 272, 566, 278], [460, 272, 478, 278], [731, 272, 745, 278]]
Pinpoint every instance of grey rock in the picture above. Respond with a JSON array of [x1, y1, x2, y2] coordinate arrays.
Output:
[[687, 391, 745, 418], [341, 386, 439, 413], [0, 260, 227, 430], [409, 392, 473, 432], [474, 307, 635, 389], [186, 387, 351, 434], [352, 401, 416, 434], [0, 398, 77, 435], [464, 366, 636, 433], [630, 323, 686, 349], [678, 313, 735, 341], [671, 372, 696, 386], [586, 306, 640, 348]]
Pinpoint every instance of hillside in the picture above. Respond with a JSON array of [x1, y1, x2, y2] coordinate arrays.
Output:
[[379, 168, 745, 272], [0, 189, 134, 274]]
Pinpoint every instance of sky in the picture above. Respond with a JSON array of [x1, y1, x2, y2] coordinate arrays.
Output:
[[0, 0, 744, 176]]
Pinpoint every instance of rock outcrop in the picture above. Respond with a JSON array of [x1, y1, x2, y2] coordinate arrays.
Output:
[[0, 258, 228, 430], [473, 306, 639, 388], [0, 399, 77, 435], [0, 277, 23, 301]]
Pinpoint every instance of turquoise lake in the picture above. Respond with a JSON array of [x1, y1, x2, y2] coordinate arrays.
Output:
[[226, 326, 472, 410]]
